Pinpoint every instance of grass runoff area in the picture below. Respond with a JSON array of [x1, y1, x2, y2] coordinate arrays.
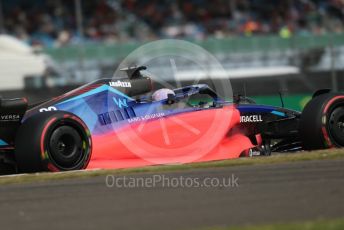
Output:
[[203, 218, 344, 230], [0, 149, 344, 185]]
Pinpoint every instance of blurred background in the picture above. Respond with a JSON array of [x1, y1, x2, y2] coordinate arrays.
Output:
[[0, 0, 343, 110]]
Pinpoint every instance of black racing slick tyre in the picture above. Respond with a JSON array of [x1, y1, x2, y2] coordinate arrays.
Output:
[[300, 93, 344, 150], [15, 111, 92, 173]]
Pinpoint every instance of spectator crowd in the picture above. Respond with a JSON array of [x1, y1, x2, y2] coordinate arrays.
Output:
[[1, 0, 344, 47]]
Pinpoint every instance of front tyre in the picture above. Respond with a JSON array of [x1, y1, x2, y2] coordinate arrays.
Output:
[[300, 93, 344, 150], [15, 111, 92, 173]]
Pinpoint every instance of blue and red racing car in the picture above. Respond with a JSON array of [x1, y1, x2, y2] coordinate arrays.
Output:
[[0, 66, 342, 173]]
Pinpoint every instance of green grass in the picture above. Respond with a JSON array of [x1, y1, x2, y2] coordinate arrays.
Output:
[[204, 218, 344, 230], [1, 149, 344, 185]]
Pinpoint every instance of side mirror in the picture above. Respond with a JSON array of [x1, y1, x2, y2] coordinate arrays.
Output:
[[167, 93, 176, 105]]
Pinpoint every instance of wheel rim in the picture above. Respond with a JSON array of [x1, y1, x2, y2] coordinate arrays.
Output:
[[328, 107, 344, 146], [49, 125, 84, 169]]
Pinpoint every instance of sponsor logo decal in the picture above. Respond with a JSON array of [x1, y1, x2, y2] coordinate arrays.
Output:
[[39, 106, 58, 112], [113, 97, 128, 108], [128, 112, 165, 123], [240, 115, 263, 123], [0, 114, 20, 121], [109, 81, 131, 88]]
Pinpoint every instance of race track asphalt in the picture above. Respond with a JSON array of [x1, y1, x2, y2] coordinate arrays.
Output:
[[0, 158, 343, 230]]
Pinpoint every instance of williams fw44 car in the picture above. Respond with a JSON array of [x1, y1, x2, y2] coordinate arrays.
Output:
[[0, 66, 342, 173]]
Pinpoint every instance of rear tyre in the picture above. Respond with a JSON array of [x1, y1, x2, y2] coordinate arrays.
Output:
[[15, 111, 92, 173], [300, 93, 344, 150]]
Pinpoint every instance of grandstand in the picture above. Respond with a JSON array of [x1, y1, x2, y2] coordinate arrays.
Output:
[[1, 0, 343, 46], [0, 0, 343, 108]]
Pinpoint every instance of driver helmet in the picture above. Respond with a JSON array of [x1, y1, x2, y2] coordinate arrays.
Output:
[[152, 88, 175, 101]]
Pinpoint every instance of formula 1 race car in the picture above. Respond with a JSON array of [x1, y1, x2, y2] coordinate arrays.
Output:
[[0, 66, 342, 173]]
